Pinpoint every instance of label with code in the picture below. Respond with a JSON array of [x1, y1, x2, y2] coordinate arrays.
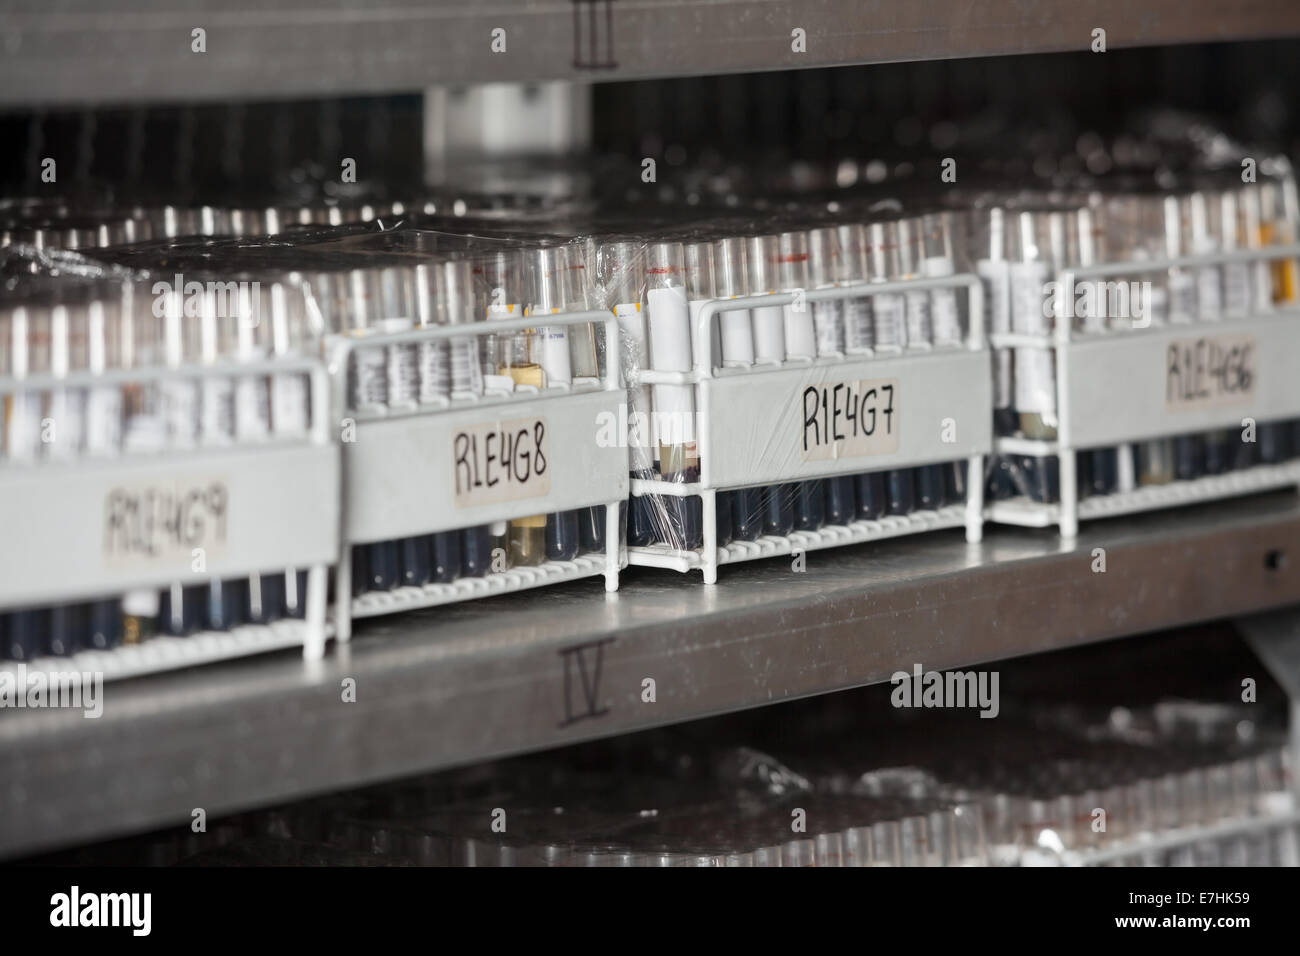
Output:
[[800, 378, 901, 461], [1166, 334, 1256, 409], [453, 416, 550, 507], [104, 479, 229, 564]]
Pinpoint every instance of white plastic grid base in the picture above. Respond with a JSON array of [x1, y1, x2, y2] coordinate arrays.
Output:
[[987, 460, 1300, 531], [0, 618, 325, 686], [349, 553, 619, 619], [628, 503, 971, 575]]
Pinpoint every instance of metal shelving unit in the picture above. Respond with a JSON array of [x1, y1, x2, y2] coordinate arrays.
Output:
[[3, 490, 1299, 859], [4, 0, 1300, 105]]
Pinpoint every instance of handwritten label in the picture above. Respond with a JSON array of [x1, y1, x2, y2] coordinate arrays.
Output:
[[801, 377, 901, 461], [1166, 334, 1255, 410], [453, 416, 550, 507], [104, 480, 228, 564]]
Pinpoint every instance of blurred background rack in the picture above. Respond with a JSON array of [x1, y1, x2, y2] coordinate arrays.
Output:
[[5, 2, 1300, 865]]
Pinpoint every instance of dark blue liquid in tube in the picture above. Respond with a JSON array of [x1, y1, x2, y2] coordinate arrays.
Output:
[[886, 469, 916, 516], [1258, 422, 1290, 464], [731, 487, 763, 541], [1174, 434, 1204, 481], [1203, 430, 1231, 475], [1085, 449, 1118, 496], [855, 472, 888, 518], [579, 507, 606, 554], [400, 536, 433, 587], [1016, 455, 1060, 504], [461, 525, 493, 577], [368, 541, 401, 592], [915, 465, 947, 510], [628, 469, 658, 546], [546, 511, 582, 561], [4, 609, 44, 660], [350, 545, 370, 595], [761, 484, 796, 536], [432, 533, 461, 583], [48, 603, 85, 656], [824, 476, 857, 526], [714, 490, 734, 545], [793, 479, 825, 531], [88, 600, 123, 650]]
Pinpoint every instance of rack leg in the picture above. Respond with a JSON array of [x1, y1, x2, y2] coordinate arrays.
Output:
[[702, 488, 718, 585], [1059, 450, 1079, 539], [303, 563, 327, 660], [604, 500, 620, 592], [336, 546, 353, 643], [965, 453, 984, 544]]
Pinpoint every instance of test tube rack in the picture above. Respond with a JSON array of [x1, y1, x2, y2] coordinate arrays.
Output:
[[330, 309, 628, 641], [986, 245, 1300, 538], [628, 275, 990, 583], [0, 355, 338, 681]]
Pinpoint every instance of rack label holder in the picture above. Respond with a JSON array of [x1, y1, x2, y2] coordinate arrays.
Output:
[[329, 309, 628, 640], [987, 245, 1300, 537], [628, 276, 990, 583], [0, 355, 339, 678]]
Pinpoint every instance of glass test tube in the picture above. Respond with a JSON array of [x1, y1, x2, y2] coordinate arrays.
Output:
[[269, 277, 312, 617], [807, 225, 856, 526], [899, 215, 947, 511], [713, 234, 763, 542], [746, 233, 794, 535], [604, 239, 656, 548], [645, 240, 702, 551], [684, 238, 732, 547], [864, 218, 909, 516], [526, 245, 590, 560], [1072, 205, 1119, 497], [439, 258, 496, 577]]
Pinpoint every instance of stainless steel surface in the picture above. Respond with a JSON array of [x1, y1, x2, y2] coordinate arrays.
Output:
[[4, 1, 1300, 106], [3, 490, 1300, 858]]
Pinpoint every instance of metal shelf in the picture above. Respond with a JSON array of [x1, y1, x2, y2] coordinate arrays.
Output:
[[4, 1, 1300, 106], [3, 489, 1300, 858]]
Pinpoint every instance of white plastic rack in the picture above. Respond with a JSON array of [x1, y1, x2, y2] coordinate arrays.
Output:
[[987, 245, 1300, 538], [629, 275, 990, 583], [329, 309, 628, 640], [0, 356, 338, 681]]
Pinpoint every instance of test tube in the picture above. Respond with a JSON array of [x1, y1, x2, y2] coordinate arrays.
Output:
[[438, 258, 495, 577], [527, 245, 589, 560], [746, 234, 794, 536], [684, 238, 731, 547], [600, 239, 656, 548], [84, 290, 125, 649], [713, 234, 763, 542], [410, 260, 459, 582], [3, 299, 49, 658], [836, 222, 875, 356], [922, 211, 964, 348], [45, 291, 89, 654], [643, 239, 703, 551], [807, 225, 856, 525], [196, 286, 247, 630], [233, 276, 288, 624], [867, 218, 914, 515], [775, 230, 824, 531], [269, 277, 314, 617], [347, 268, 402, 591], [899, 215, 947, 511], [157, 283, 205, 635], [1073, 205, 1119, 496]]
